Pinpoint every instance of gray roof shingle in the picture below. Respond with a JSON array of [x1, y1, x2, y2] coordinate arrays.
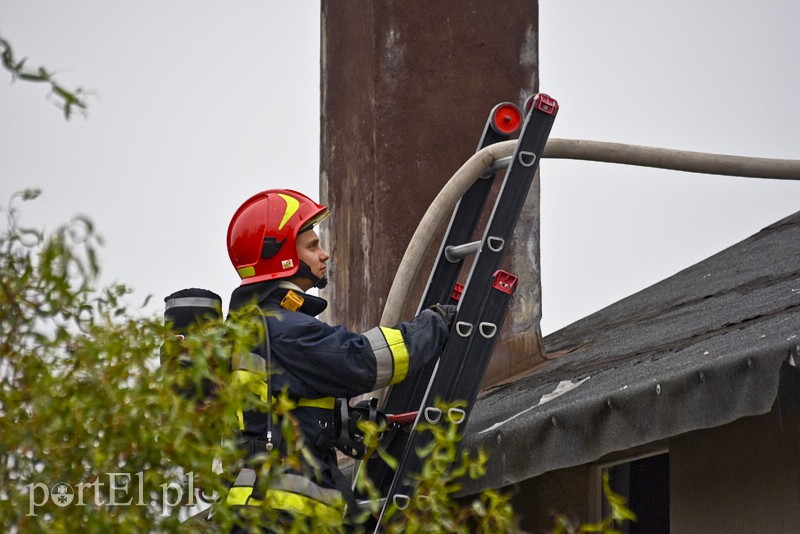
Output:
[[459, 211, 800, 494]]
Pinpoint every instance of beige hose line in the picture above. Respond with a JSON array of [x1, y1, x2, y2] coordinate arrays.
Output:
[[380, 138, 800, 326], [545, 139, 800, 180]]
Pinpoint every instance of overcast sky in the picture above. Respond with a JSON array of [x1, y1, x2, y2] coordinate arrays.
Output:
[[1, 1, 798, 335]]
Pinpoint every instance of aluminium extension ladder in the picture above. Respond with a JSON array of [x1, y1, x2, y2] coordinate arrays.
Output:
[[358, 94, 558, 531]]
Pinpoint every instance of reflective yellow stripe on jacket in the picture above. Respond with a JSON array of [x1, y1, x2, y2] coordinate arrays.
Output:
[[227, 487, 343, 523], [230, 367, 268, 431], [226, 468, 343, 522], [231, 351, 334, 429], [363, 326, 410, 389], [297, 397, 335, 409]]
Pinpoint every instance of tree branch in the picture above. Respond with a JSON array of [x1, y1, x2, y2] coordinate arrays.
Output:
[[0, 34, 90, 119]]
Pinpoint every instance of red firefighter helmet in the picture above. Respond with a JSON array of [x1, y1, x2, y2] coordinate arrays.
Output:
[[227, 189, 330, 286]]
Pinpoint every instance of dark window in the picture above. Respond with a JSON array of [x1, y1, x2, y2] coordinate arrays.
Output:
[[603, 452, 669, 534]]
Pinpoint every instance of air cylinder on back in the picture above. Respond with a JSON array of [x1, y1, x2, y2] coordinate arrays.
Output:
[[162, 288, 223, 400]]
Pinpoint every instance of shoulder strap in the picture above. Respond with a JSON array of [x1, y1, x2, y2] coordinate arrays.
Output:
[[328, 457, 360, 523], [260, 314, 277, 452]]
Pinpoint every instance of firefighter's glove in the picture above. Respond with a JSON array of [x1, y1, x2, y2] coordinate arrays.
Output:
[[429, 304, 457, 328]]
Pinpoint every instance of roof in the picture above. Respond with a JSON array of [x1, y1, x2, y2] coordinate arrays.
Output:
[[459, 210, 800, 494]]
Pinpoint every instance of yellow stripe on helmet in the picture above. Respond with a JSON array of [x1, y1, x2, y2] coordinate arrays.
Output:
[[277, 193, 300, 231]]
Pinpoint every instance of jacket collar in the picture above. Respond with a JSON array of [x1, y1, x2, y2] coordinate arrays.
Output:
[[229, 280, 328, 317]]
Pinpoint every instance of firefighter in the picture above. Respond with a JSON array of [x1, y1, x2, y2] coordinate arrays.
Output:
[[224, 189, 454, 530]]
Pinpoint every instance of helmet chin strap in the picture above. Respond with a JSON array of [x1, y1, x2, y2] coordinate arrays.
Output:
[[295, 261, 328, 289]]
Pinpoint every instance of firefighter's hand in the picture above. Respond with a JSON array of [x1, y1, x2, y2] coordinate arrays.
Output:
[[429, 304, 457, 328]]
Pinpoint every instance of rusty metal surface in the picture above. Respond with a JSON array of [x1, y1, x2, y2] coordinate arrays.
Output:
[[320, 1, 544, 383]]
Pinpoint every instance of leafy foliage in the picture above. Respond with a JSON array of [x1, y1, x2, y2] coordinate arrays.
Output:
[[353, 402, 516, 533], [549, 473, 637, 534], [0, 35, 90, 119], [0, 192, 634, 533], [0, 190, 251, 532], [0, 192, 516, 532], [385, 403, 515, 533]]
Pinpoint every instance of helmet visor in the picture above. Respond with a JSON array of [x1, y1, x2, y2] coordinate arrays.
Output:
[[299, 209, 331, 234]]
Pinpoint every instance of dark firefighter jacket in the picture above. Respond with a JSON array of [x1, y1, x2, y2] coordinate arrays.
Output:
[[225, 280, 450, 521]]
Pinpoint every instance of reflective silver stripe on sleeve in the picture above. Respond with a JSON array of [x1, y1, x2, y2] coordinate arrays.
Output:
[[364, 327, 393, 390], [232, 468, 257, 487], [164, 296, 222, 312], [231, 351, 267, 375], [231, 468, 342, 506]]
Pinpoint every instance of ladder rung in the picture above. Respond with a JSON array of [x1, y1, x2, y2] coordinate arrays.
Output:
[[356, 497, 386, 508], [488, 155, 512, 174], [445, 240, 481, 262]]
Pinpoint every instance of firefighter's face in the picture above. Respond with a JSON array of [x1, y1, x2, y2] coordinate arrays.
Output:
[[294, 230, 329, 290]]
